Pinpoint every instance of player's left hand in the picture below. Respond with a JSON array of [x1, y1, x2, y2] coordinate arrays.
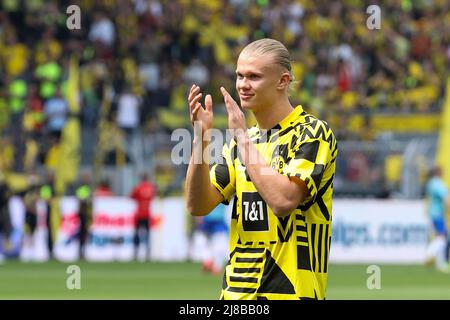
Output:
[[220, 87, 247, 138]]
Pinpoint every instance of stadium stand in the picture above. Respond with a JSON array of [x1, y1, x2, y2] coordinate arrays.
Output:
[[1, 1, 450, 299], [0, 0, 448, 198]]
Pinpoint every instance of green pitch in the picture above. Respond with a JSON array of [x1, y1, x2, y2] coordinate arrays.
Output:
[[0, 261, 449, 299]]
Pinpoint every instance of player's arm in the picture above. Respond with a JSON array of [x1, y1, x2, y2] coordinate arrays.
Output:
[[185, 141, 224, 216], [220, 87, 309, 217], [237, 133, 308, 217], [185, 85, 224, 216]]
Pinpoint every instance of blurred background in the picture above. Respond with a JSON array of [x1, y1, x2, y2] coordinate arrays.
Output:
[[0, 0, 450, 299]]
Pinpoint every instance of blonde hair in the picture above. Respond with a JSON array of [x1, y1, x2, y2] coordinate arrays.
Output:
[[241, 38, 292, 74], [241, 38, 299, 93]]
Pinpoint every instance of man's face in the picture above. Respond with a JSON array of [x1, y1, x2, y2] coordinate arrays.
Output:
[[235, 52, 284, 112]]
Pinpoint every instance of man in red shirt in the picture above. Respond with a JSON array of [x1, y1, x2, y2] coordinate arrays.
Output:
[[130, 173, 156, 261]]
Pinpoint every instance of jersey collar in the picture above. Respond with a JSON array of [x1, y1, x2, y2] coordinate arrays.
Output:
[[250, 105, 305, 142], [275, 105, 304, 130]]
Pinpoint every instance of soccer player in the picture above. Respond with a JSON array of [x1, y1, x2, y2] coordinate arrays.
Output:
[[425, 166, 450, 273], [186, 38, 338, 300], [0, 174, 12, 262], [130, 173, 157, 261], [191, 203, 229, 275]]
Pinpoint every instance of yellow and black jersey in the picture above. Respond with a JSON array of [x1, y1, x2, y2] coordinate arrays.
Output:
[[210, 105, 338, 300]]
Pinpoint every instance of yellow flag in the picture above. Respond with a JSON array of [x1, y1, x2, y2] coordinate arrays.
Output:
[[437, 76, 450, 188], [67, 55, 80, 113], [55, 55, 80, 194]]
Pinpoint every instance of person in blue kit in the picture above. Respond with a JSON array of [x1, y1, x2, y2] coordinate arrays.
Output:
[[192, 203, 229, 275], [425, 165, 450, 273]]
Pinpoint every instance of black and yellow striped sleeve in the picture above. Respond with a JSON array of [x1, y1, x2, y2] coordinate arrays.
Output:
[[210, 141, 236, 203], [283, 135, 333, 204]]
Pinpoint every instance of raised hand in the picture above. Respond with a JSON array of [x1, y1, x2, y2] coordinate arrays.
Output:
[[220, 87, 247, 135], [188, 84, 214, 136]]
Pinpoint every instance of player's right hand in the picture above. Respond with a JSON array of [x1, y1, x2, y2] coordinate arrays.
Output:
[[188, 84, 214, 135]]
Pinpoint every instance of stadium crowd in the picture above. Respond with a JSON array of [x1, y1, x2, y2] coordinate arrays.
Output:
[[0, 0, 449, 254], [0, 0, 449, 176]]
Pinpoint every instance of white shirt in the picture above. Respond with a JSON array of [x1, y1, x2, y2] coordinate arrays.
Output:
[[116, 93, 140, 129], [89, 18, 115, 47]]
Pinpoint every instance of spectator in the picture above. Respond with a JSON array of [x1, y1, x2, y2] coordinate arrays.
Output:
[[43, 86, 68, 142], [115, 86, 141, 139], [24, 83, 45, 137], [88, 11, 115, 48], [94, 179, 114, 197], [183, 58, 210, 87], [0, 0, 448, 215]]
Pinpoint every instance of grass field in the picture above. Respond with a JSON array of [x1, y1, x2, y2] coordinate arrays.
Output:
[[1, 261, 449, 300]]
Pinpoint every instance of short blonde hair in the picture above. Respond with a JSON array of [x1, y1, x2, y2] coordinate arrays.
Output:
[[241, 38, 292, 74], [241, 38, 297, 92]]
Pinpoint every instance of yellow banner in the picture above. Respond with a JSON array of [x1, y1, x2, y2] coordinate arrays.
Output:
[[371, 114, 441, 133], [329, 113, 441, 135]]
